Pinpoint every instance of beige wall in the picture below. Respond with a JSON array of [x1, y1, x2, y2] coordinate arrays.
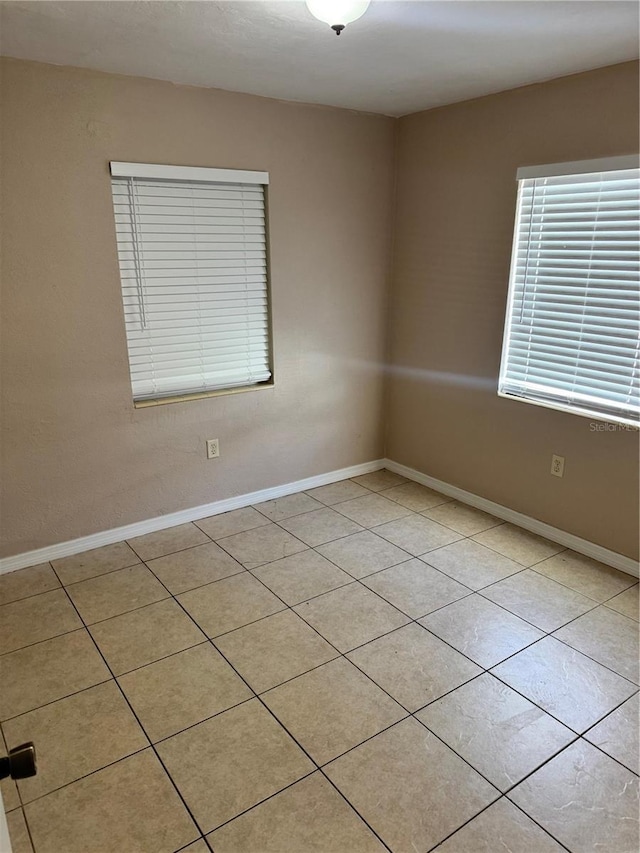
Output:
[[0, 58, 395, 556], [387, 61, 640, 560]]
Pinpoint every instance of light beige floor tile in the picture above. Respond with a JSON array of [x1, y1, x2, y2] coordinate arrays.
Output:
[[218, 523, 307, 569], [532, 550, 636, 603], [263, 658, 405, 764], [363, 558, 470, 618], [279, 508, 363, 547], [0, 630, 110, 720], [420, 594, 543, 669], [195, 507, 270, 540], [4, 681, 147, 802], [127, 523, 210, 561], [52, 541, 140, 585], [294, 583, 409, 652], [317, 530, 409, 579], [472, 524, 564, 566], [0, 589, 81, 655], [157, 699, 313, 833], [252, 550, 352, 606], [208, 772, 386, 853], [253, 492, 324, 521], [605, 584, 639, 621], [481, 569, 594, 632], [381, 482, 452, 511], [436, 798, 564, 852], [214, 610, 337, 693], [417, 673, 575, 791], [66, 564, 169, 625], [325, 718, 498, 853], [306, 480, 371, 506], [492, 636, 637, 732], [6, 810, 33, 853], [424, 539, 523, 590], [373, 514, 463, 556], [119, 643, 251, 742], [333, 494, 412, 527], [585, 693, 639, 775], [0, 563, 59, 606], [178, 572, 285, 637], [422, 501, 502, 536], [554, 605, 639, 683], [146, 541, 244, 594], [25, 749, 198, 853], [89, 598, 206, 675], [351, 470, 408, 491], [347, 623, 481, 711], [1, 729, 20, 811], [180, 843, 209, 853], [509, 740, 639, 853]]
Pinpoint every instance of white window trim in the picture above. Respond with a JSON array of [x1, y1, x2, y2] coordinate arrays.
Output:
[[110, 161, 269, 185], [516, 154, 638, 181]]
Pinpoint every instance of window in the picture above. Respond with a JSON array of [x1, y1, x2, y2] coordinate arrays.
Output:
[[499, 155, 639, 427], [110, 162, 272, 404]]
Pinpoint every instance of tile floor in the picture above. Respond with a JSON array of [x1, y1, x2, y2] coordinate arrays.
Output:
[[1, 470, 638, 853]]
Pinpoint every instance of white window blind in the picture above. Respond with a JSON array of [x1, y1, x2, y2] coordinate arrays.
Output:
[[110, 162, 272, 402], [499, 155, 640, 426]]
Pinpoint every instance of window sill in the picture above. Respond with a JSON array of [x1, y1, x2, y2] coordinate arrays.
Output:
[[497, 390, 639, 430], [133, 381, 275, 409]]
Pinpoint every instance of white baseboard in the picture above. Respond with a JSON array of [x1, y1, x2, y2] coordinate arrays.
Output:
[[3, 456, 638, 579], [383, 459, 639, 578], [0, 459, 385, 575]]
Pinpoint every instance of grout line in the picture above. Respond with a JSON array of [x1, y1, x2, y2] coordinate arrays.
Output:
[[0, 668, 113, 725], [16, 744, 151, 809], [125, 525, 216, 563], [541, 631, 639, 686], [17, 806, 39, 853], [426, 792, 573, 853], [525, 564, 638, 605], [191, 517, 269, 539], [174, 837, 211, 853], [581, 736, 640, 777], [56, 558, 143, 589], [0, 572, 61, 607], [145, 562, 246, 594], [200, 767, 319, 837], [500, 798, 574, 853], [0, 626, 90, 661]]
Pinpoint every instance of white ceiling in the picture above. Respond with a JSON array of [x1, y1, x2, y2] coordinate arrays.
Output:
[[0, 1, 638, 116]]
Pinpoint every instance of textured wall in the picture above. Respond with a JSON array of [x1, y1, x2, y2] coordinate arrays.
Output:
[[0, 58, 395, 556], [387, 61, 640, 560]]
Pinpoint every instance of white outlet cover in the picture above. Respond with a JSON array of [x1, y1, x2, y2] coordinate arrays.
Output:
[[206, 439, 220, 459], [551, 454, 565, 477]]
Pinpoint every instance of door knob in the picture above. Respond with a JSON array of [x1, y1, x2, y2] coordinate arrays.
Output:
[[0, 742, 37, 780]]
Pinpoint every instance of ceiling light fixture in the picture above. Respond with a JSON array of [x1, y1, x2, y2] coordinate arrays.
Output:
[[305, 0, 371, 35]]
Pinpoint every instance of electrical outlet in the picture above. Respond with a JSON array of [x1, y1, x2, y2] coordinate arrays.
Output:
[[206, 439, 220, 459], [550, 454, 565, 478]]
